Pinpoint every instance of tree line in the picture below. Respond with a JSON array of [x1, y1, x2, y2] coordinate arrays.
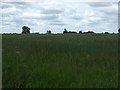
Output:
[[5, 25, 120, 34], [22, 26, 96, 34]]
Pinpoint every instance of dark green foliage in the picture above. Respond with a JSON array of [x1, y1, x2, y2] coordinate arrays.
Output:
[[63, 29, 77, 34], [47, 30, 51, 34], [22, 26, 30, 34], [35, 32, 39, 34], [68, 31, 77, 33], [118, 28, 120, 33], [105, 32, 109, 34], [2, 34, 118, 88], [83, 31, 94, 34], [79, 31, 82, 33], [63, 28, 68, 34]]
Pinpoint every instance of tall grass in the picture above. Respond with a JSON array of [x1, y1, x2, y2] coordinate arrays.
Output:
[[2, 34, 118, 88]]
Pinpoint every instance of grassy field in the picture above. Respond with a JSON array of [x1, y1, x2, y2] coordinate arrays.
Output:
[[2, 34, 118, 88]]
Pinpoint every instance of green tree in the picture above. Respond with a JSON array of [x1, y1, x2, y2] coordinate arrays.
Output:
[[47, 30, 51, 34], [118, 28, 120, 33], [79, 31, 82, 34], [22, 26, 30, 34], [63, 28, 68, 34]]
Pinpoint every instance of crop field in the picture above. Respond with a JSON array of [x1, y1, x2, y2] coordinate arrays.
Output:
[[2, 34, 118, 88]]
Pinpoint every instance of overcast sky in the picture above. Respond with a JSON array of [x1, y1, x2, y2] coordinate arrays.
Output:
[[0, 1, 118, 33]]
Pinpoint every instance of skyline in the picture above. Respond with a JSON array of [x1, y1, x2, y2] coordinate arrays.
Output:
[[0, 1, 118, 33]]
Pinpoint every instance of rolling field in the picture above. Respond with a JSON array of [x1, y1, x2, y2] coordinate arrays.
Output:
[[2, 34, 118, 88]]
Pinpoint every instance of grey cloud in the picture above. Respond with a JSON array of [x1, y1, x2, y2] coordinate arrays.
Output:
[[49, 23, 67, 26], [102, 15, 117, 23], [41, 9, 63, 14], [96, 7, 117, 16], [118, 2, 120, 26], [2, 18, 22, 26], [103, 10, 117, 15], [2, 13, 35, 26], [40, 15, 59, 20], [1, 2, 30, 9], [87, 22, 100, 26], [12, 17, 40, 26], [3, 2, 29, 6], [12, 19, 27, 25], [2, 23, 10, 26], [1, 3, 12, 9], [2, 11, 22, 20], [1, 2, 61, 23], [89, 3, 117, 24], [2, 12, 17, 17], [2, 18, 37, 26], [1, 3, 24, 17], [51, 20, 62, 23], [71, 17, 82, 20], [48, 20, 67, 26], [88, 2, 112, 7]]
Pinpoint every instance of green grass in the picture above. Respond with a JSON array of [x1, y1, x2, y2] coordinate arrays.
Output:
[[2, 34, 118, 88]]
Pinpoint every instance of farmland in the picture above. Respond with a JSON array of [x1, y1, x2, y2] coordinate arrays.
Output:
[[2, 34, 118, 88]]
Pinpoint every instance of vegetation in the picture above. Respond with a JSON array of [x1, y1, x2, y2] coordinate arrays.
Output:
[[63, 28, 68, 34], [79, 31, 82, 34], [105, 32, 109, 34], [2, 34, 118, 88], [63, 29, 77, 34], [46, 30, 52, 34], [83, 31, 95, 34], [118, 28, 120, 33], [22, 26, 30, 34]]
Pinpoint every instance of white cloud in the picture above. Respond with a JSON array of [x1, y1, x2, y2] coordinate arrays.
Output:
[[2, 0, 119, 2], [1, 1, 118, 33]]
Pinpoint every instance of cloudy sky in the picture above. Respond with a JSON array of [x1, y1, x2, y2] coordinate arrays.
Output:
[[0, 0, 118, 33]]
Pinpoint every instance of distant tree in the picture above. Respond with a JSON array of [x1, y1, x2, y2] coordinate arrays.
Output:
[[22, 26, 30, 34], [83, 31, 94, 34], [13, 33, 17, 34], [68, 31, 77, 33], [47, 30, 51, 34], [49, 30, 51, 34], [79, 31, 82, 34], [35, 32, 39, 34], [87, 31, 94, 33], [118, 28, 120, 33], [105, 32, 109, 34], [63, 28, 68, 34], [47, 30, 48, 34]]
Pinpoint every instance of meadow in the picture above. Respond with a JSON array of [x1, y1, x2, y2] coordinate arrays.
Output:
[[2, 33, 118, 88]]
